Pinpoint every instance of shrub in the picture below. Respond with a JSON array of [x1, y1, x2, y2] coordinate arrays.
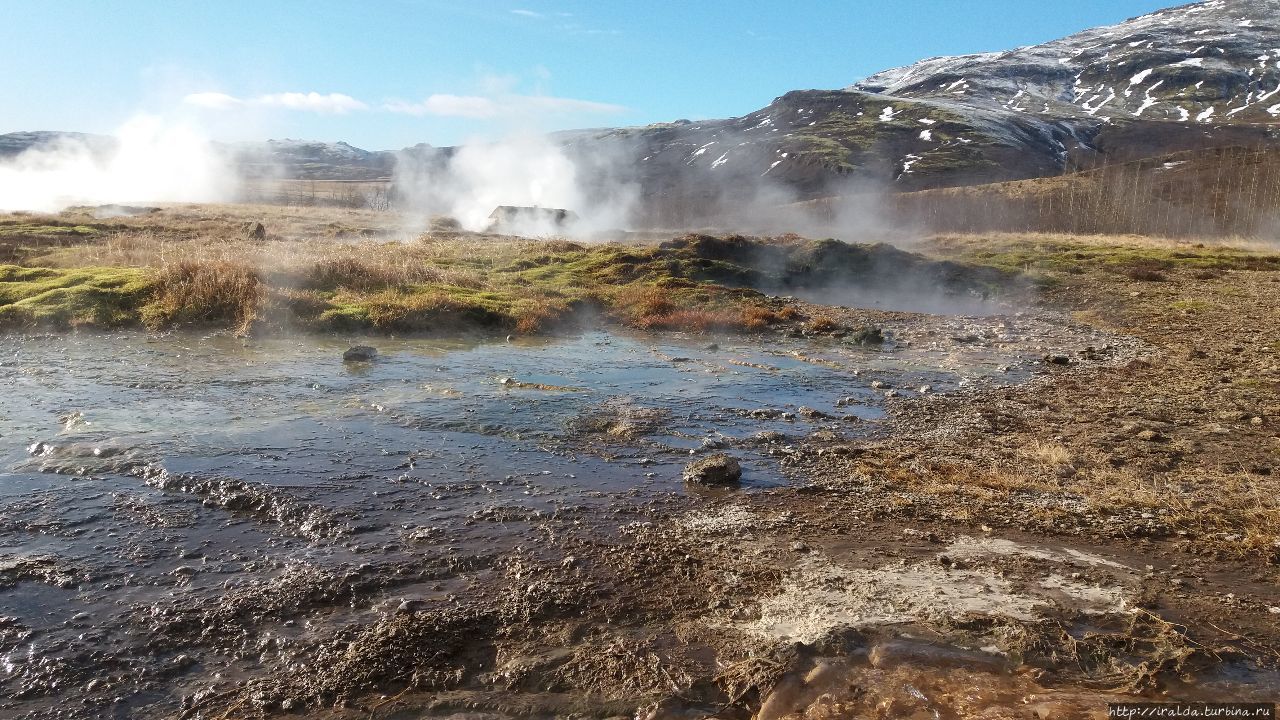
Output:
[[141, 261, 263, 333]]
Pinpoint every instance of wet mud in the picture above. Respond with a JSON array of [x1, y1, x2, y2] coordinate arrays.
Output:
[[0, 307, 1272, 719]]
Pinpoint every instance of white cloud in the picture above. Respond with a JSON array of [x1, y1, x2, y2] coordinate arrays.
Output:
[[183, 91, 367, 114], [185, 86, 625, 121], [182, 92, 243, 110], [384, 93, 625, 118], [385, 94, 500, 119], [510, 9, 541, 17], [521, 95, 626, 114], [255, 92, 367, 114]]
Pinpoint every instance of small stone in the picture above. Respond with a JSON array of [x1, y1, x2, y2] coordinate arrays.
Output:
[[790, 541, 810, 553], [396, 599, 426, 614], [683, 454, 742, 485], [343, 346, 378, 362]]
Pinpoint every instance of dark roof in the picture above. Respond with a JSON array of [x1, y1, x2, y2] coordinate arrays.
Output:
[[488, 205, 578, 221]]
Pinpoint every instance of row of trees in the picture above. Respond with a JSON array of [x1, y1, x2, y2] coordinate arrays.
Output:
[[890, 146, 1280, 238]]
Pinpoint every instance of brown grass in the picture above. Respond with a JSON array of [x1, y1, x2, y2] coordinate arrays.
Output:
[[803, 315, 839, 334], [635, 308, 746, 332], [141, 261, 264, 334]]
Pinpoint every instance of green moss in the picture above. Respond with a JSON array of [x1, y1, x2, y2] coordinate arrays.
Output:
[[0, 233, 1025, 336], [0, 264, 153, 328], [0, 223, 100, 239], [1169, 299, 1212, 313], [952, 240, 1280, 277], [908, 146, 999, 175]]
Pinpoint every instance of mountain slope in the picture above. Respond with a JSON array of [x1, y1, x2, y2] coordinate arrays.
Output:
[[3, 0, 1278, 223], [853, 0, 1280, 124], [566, 0, 1280, 222]]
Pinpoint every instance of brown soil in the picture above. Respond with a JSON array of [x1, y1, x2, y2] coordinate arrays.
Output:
[[148, 239, 1280, 720]]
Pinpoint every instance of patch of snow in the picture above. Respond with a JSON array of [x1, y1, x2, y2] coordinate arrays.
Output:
[[919, 129, 933, 141], [919, 118, 936, 125], [1083, 89, 1117, 116], [761, 159, 783, 177], [1196, 106, 1215, 122], [1172, 58, 1205, 68], [1161, 161, 1187, 170], [878, 106, 897, 122], [900, 153, 922, 175], [1129, 68, 1154, 85], [1132, 80, 1164, 117], [1177, 106, 1190, 121], [1268, 103, 1280, 116], [711, 152, 730, 169]]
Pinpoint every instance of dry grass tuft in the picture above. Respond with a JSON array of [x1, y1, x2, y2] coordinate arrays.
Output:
[[803, 315, 839, 334], [142, 261, 264, 334]]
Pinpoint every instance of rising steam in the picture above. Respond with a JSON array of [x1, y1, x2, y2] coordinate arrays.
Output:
[[393, 132, 638, 237], [0, 115, 238, 213]]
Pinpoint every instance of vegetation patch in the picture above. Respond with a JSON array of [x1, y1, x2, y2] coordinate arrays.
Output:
[[0, 264, 151, 328], [0, 205, 1029, 336]]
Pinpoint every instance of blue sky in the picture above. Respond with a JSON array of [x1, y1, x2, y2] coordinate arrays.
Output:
[[2, 0, 1174, 149]]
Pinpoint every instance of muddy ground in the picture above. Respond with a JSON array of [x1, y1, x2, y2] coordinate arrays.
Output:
[[2, 234, 1278, 719]]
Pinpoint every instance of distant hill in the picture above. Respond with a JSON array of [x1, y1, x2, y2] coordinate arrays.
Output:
[[562, 0, 1280, 222], [4, 0, 1279, 225]]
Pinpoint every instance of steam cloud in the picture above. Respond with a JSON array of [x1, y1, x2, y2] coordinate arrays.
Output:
[[394, 132, 639, 237], [0, 115, 238, 213]]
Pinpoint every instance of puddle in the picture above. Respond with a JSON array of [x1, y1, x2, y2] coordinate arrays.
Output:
[[0, 325, 1098, 715]]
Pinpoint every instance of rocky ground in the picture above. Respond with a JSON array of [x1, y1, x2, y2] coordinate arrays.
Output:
[[148, 238, 1274, 719], [2, 232, 1278, 720]]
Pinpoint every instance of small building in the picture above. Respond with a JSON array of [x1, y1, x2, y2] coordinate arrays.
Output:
[[487, 206, 579, 234]]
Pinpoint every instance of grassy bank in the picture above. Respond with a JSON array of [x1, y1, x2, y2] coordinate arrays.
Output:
[[0, 204, 1021, 336]]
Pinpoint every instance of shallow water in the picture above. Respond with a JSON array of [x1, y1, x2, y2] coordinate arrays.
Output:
[[0, 326, 1067, 716]]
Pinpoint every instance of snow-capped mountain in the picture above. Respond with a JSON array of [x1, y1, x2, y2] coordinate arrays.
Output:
[[556, 0, 1280, 222], [853, 0, 1280, 124], [4, 0, 1278, 221]]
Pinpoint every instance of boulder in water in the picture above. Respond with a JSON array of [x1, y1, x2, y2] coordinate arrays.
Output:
[[343, 346, 378, 362], [683, 454, 742, 485]]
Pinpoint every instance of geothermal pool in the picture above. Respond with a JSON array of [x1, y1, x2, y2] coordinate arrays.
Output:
[[0, 323, 1096, 715]]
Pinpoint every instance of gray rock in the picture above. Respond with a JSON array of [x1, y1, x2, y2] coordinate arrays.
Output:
[[343, 346, 378, 362], [683, 454, 742, 485]]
